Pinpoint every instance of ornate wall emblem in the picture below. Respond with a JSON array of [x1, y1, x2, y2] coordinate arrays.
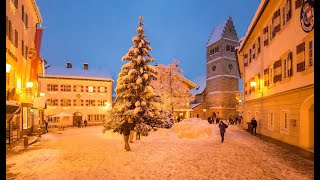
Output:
[[212, 65, 216, 72], [300, 0, 314, 32]]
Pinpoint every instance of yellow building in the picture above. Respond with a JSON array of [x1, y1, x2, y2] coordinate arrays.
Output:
[[38, 62, 114, 126], [6, 0, 44, 141], [236, 0, 314, 150]]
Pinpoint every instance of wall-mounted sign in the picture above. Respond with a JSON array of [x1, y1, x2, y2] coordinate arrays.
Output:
[[300, 0, 314, 33]]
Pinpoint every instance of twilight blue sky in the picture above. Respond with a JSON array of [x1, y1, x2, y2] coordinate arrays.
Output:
[[37, 0, 260, 88]]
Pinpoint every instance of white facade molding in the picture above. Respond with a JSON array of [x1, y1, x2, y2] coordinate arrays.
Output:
[[207, 75, 239, 81], [222, 38, 239, 43], [207, 56, 236, 64], [208, 91, 237, 95]]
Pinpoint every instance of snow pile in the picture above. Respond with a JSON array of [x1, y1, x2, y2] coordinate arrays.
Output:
[[171, 118, 212, 138]]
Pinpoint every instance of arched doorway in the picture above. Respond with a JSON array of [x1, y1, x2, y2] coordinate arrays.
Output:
[[299, 95, 314, 150], [73, 112, 82, 125]]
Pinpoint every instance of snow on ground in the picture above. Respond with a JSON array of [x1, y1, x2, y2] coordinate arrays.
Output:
[[6, 120, 313, 180]]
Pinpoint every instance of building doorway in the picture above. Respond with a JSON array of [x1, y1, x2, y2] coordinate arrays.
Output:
[[300, 95, 314, 150]]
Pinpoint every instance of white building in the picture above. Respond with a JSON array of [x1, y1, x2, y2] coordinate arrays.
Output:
[[38, 62, 114, 126]]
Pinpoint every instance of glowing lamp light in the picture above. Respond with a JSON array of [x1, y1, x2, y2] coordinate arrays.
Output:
[[239, 99, 242, 103], [203, 109, 206, 112], [26, 82, 34, 88], [40, 92, 45, 97], [250, 81, 257, 87], [6, 64, 11, 73]]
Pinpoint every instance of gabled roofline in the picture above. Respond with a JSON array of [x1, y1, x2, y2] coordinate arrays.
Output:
[[239, 0, 269, 52]]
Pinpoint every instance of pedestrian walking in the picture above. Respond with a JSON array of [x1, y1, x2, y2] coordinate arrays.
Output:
[[78, 120, 81, 128], [177, 117, 180, 123], [120, 119, 132, 151], [84, 119, 88, 127], [208, 117, 212, 124], [219, 121, 228, 143], [135, 124, 141, 140], [129, 122, 136, 143], [251, 118, 258, 135]]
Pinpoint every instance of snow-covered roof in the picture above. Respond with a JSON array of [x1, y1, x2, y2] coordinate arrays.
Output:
[[190, 75, 206, 95], [40, 66, 113, 82], [190, 103, 201, 109], [239, 0, 268, 51], [206, 19, 228, 47]]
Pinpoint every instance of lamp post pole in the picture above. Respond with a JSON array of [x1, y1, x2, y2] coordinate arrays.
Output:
[[203, 109, 206, 120]]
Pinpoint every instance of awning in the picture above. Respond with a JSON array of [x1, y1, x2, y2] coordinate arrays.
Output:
[[6, 101, 21, 114], [33, 97, 47, 109]]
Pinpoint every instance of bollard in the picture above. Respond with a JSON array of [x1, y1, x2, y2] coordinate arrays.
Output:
[[23, 135, 29, 148], [37, 128, 41, 137]]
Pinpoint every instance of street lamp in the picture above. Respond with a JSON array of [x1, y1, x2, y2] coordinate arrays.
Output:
[[40, 92, 45, 97], [6, 64, 11, 73], [105, 102, 111, 110], [26, 82, 34, 88], [250, 80, 263, 95]]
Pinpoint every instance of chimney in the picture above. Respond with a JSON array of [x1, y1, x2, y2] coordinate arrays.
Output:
[[84, 63, 88, 70], [66, 61, 72, 68]]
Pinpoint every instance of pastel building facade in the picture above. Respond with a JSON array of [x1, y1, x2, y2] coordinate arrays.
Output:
[[236, 0, 314, 150], [38, 63, 114, 125], [6, 0, 44, 142]]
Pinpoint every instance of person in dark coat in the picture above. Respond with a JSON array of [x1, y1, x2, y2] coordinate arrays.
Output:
[[44, 120, 48, 133], [251, 118, 258, 135], [120, 120, 132, 151], [84, 119, 88, 127], [218, 121, 228, 143]]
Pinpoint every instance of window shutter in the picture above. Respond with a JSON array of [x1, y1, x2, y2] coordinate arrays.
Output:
[[81, 100, 83, 106], [105, 87, 107, 93], [93, 100, 95, 106], [287, 0, 291, 21], [86, 86, 88, 92], [287, 52, 293, 75], [69, 100, 71, 106], [98, 86, 100, 93], [73, 85, 76, 92], [86, 100, 88, 106], [264, 68, 269, 86], [73, 99, 76, 106], [61, 99, 63, 106], [93, 86, 96, 93], [263, 27, 268, 46], [60, 85, 63, 91], [47, 84, 50, 91], [81, 86, 83, 92]]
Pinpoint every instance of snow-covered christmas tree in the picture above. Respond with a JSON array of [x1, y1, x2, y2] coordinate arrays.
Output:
[[110, 16, 163, 130]]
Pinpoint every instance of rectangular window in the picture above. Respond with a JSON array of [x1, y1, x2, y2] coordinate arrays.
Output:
[[249, 49, 252, 63], [226, 45, 230, 51], [88, 100, 95, 106], [263, 27, 268, 46], [25, 14, 28, 27], [88, 86, 94, 93], [273, 60, 282, 83], [280, 111, 289, 134], [9, 20, 12, 41], [61, 84, 71, 92], [244, 54, 248, 67], [269, 66, 274, 85], [215, 46, 219, 53], [257, 37, 261, 54], [47, 84, 59, 91], [252, 44, 256, 59], [268, 111, 274, 130], [287, 52, 293, 77], [231, 46, 235, 52], [48, 99, 58, 106], [272, 9, 281, 38], [14, 30, 18, 48], [264, 68, 269, 86], [22, 5, 24, 21], [61, 99, 71, 106], [296, 42, 305, 72], [308, 41, 313, 66], [22, 40, 24, 56], [99, 86, 105, 93], [25, 46, 28, 58]]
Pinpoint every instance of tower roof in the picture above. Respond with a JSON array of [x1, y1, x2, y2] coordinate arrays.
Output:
[[206, 17, 238, 47]]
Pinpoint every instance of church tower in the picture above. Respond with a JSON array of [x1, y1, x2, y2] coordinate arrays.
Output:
[[205, 17, 239, 119]]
